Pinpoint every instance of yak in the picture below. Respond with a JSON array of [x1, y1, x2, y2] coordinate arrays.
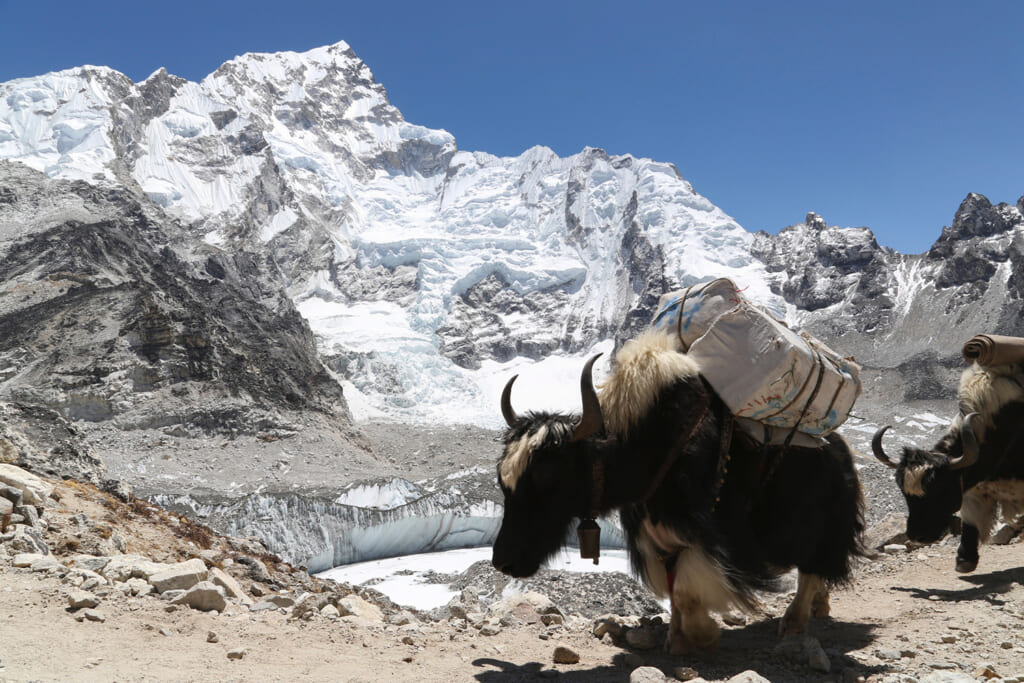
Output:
[[492, 330, 867, 653], [872, 362, 1024, 573]]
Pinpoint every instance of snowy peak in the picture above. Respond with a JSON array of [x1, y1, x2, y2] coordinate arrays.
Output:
[[751, 212, 891, 313], [942, 192, 1024, 243]]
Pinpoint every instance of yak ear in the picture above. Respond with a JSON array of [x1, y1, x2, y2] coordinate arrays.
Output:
[[571, 354, 604, 442], [949, 412, 981, 471], [501, 375, 519, 427], [871, 425, 898, 468]]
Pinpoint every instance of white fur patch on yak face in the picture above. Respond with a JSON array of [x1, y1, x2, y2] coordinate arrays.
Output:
[[902, 465, 930, 497], [958, 363, 1024, 440], [499, 422, 573, 492], [601, 330, 700, 437]]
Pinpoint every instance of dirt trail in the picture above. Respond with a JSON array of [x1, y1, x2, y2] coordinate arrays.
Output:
[[2, 534, 1022, 682]]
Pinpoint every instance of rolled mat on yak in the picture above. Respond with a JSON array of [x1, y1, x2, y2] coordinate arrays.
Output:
[[961, 334, 1024, 367]]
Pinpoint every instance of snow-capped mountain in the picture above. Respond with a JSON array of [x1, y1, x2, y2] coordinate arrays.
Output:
[[1, 42, 786, 429]]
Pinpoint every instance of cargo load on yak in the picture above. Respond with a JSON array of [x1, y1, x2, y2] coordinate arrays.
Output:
[[651, 278, 861, 442], [961, 333, 1024, 368]]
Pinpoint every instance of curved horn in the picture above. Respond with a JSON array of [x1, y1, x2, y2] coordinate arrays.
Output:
[[500, 375, 519, 427], [571, 353, 605, 442], [871, 425, 899, 469], [950, 412, 981, 471]]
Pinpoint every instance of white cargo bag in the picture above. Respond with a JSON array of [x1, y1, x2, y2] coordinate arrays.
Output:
[[651, 278, 861, 437]]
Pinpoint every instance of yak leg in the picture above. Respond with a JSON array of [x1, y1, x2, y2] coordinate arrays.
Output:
[[668, 593, 720, 654], [780, 572, 827, 636], [956, 523, 981, 573], [957, 490, 997, 573]]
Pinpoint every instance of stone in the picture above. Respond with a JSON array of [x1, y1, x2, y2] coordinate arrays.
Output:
[[207, 631, 219, 643], [0, 464, 53, 505], [553, 646, 580, 664], [883, 543, 908, 554], [250, 600, 279, 612], [625, 626, 662, 650], [808, 646, 831, 673], [67, 590, 100, 610], [235, 556, 271, 583], [973, 665, 1001, 679], [15, 505, 39, 528], [479, 623, 501, 636], [630, 666, 668, 683], [992, 523, 1023, 545], [722, 612, 747, 626], [388, 610, 416, 626], [30, 556, 64, 573], [320, 604, 340, 619], [488, 591, 562, 618], [919, 673, 975, 682], [170, 581, 227, 612], [12, 552, 44, 568], [161, 589, 186, 602], [0, 497, 12, 516], [68, 555, 110, 573], [209, 567, 252, 605], [148, 558, 208, 594], [101, 555, 170, 583], [5, 525, 49, 555], [876, 647, 903, 661], [0, 484, 24, 506], [227, 649, 246, 660], [674, 667, 700, 681], [726, 672, 771, 683], [338, 595, 384, 625], [264, 594, 295, 608], [81, 609, 106, 623]]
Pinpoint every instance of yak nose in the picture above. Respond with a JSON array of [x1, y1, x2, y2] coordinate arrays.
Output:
[[491, 547, 512, 575]]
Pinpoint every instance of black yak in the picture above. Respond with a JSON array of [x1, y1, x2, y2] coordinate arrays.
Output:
[[873, 362, 1024, 572], [492, 330, 867, 653]]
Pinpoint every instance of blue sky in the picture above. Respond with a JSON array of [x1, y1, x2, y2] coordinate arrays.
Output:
[[1, 0, 1021, 254]]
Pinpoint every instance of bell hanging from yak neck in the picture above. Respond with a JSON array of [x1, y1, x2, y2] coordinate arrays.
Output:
[[577, 518, 601, 565]]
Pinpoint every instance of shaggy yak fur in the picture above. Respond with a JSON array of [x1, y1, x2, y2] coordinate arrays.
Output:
[[873, 362, 1024, 573], [492, 330, 867, 653]]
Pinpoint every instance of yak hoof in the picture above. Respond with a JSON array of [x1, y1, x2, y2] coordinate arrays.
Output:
[[955, 557, 978, 573]]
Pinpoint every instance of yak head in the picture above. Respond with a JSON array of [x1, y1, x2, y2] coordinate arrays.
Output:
[[872, 413, 980, 543], [491, 355, 606, 578]]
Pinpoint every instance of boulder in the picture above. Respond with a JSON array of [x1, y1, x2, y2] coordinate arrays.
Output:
[[0, 464, 53, 505], [67, 590, 100, 610], [170, 581, 227, 612], [12, 552, 45, 568], [149, 558, 208, 594], [210, 567, 252, 605], [338, 595, 384, 625], [4, 525, 49, 555], [101, 555, 170, 582]]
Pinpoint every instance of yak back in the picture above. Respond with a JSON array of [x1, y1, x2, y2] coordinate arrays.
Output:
[[610, 350, 866, 597]]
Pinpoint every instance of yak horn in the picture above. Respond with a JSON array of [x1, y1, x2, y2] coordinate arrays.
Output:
[[571, 354, 605, 442], [871, 425, 898, 469], [950, 412, 981, 471], [501, 375, 519, 427]]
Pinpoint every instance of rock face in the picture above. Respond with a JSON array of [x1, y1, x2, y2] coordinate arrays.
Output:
[[0, 164, 347, 437], [752, 199, 1024, 373]]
